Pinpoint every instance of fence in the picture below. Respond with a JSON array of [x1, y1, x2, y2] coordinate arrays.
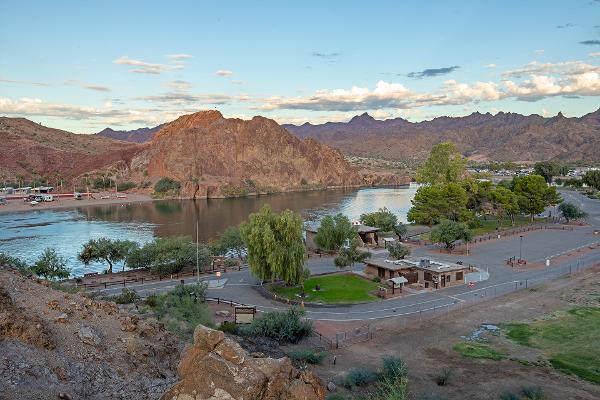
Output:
[[312, 325, 375, 349]]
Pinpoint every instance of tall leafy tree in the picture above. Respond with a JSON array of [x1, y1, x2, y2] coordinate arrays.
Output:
[[213, 226, 246, 260], [583, 170, 600, 191], [513, 175, 562, 221], [534, 161, 562, 184], [79, 238, 137, 273], [334, 238, 371, 268], [429, 220, 473, 250], [558, 202, 587, 223], [489, 186, 520, 226], [314, 213, 356, 252], [31, 248, 70, 280], [359, 207, 399, 232], [387, 242, 411, 260], [407, 183, 470, 226], [416, 142, 466, 184], [240, 205, 306, 285]]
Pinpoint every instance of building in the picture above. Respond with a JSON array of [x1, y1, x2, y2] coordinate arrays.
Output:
[[305, 223, 381, 251], [364, 258, 471, 289]]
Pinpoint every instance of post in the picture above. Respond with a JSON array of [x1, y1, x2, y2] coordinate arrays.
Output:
[[519, 235, 523, 261]]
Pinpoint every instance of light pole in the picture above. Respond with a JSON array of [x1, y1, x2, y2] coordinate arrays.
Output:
[[196, 219, 200, 282], [519, 235, 523, 261]]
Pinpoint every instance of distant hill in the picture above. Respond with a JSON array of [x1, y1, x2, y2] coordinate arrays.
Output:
[[283, 108, 600, 162], [95, 125, 163, 143]]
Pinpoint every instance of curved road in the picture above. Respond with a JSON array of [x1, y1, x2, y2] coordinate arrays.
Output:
[[96, 189, 600, 321]]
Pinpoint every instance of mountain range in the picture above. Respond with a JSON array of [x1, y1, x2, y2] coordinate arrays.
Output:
[[282, 109, 600, 162], [96, 125, 164, 143]]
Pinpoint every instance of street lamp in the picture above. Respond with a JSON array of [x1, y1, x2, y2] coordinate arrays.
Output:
[[519, 235, 523, 261]]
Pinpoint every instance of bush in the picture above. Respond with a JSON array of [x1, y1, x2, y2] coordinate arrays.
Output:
[[248, 307, 313, 343], [342, 367, 379, 388], [288, 349, 327, 365], [521, 386, 545, 400], [154, 177, 181, 193], [0, 252, 30, 274], [117, 181, 136, 191], [111, 288, 139, 304], [218, 321, 239, 334], [382, 356, 408, 380], [31, 248, 70, 280], [224, 258, 239, 269], [435, 368, 455, 386], [499, 392, 520, 400], [387, 242, 410, 260], [145, 294, 159, 307]]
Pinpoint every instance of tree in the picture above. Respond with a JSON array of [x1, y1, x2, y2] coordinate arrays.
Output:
[[489, 186, 520, 226], [334, 238, 371, 268], [558, 202, 587, 223], [534, 161, 562, 184], [416, 142, 466, 184], [360, 207, 399, 232], [407, 183, 470, 226], [154, 177, 181, 193], [393, 223, 408, 241], [583, 170, 600, 191], [314, 213, 356, 252], [79, 238, 137, 273], [462, 179, 493, 216], [126, 236, 211, 276], [214, 226, 246, 260], [387, 242, 410, 260], [240, 205, 306, 285], [31, 248, 70, 280], [429, 220, 473, 250], [513, 175, 562, 221]]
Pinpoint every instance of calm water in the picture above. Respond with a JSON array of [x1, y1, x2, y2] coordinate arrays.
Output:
[[0, 186, 417, 276]]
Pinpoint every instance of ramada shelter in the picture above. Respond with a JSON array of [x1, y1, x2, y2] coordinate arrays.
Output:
[[364, 258, 471, 289], [305, 224, 381, 251]]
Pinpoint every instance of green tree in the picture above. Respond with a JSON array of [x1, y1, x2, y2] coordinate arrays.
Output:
[[213, 226, 246, 260], [154, 177, 181, 193], [429, 220, 473, 250], [583, 170, 600, 191], [558, 202, 587, 223], [334, 238, 371, 268], [416, 142, 466, 184], [240, 205, 306, 285], [360, 207, 399, 232], [387, 242, 410, 260], [126, 236, 211, 276], [393, 223, 408, 241], [31, 248, 70, 280], [79, 238, 137, 273], [407, 183, 470, 226], [513, 175, 562, 221], [462, 179, 493, 215], [489, 186, 520, 226], [314, 213, 356, 252], [534, 161, 562, 184]]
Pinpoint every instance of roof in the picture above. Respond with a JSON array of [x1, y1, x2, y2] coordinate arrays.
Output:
[[305, 223, 380, 234], [388, 276, 408, 285], [365, 257, 468, 273]]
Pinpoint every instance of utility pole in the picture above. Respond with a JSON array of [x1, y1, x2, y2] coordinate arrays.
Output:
[[196, 218, 200, 282]]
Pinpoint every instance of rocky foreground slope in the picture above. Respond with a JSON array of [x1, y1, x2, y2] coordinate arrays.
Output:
[[284, 108, 600, 162]]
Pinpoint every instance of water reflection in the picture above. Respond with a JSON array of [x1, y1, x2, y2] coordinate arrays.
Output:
[[0, 185, 416, 275]]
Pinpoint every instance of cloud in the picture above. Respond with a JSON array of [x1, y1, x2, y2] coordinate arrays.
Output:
[[167, 54, 193, 60], [534, 49, 545, 54], [311, 52, 340, 60], [166, 80, 192, 91], [0, 78, 51, 87], [590, 52, 600, 57], [215, 70, 234, 77], [407, 66, 460, 79], [484, 64, 497, 68], [113, 56, 183, 74], [135, 92, 236, 105], [502, 61, 600, 78], [556, 23, 575, 29], [580, 40, 600, 45], [65, 80, 111, 92]]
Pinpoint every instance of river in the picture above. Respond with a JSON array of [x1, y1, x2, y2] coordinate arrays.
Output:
[[0, 186, 417, 276]]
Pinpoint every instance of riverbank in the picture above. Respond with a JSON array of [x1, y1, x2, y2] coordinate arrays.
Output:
[[0, 192, 155, 214]]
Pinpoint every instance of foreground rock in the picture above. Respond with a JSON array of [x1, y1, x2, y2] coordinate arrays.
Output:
[[162, 325, 326, 400]]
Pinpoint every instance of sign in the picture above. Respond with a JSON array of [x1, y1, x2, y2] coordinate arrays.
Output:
[[235, 306, 256, 324], [216, 271, 221, 278], [468, 281, 475, 288]]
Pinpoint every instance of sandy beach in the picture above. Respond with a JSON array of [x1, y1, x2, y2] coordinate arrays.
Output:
[[0, 192, 155, 214]]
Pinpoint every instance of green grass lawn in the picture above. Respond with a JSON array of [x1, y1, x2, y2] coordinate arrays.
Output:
[[453, 342, 506, 360], [471, 216, 546, 236], [269, 273, 380, 304], [504, 307, 600, 384]]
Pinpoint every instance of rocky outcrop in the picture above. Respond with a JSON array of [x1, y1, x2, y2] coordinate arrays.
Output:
[[162, 324, 326, 400], [132, 111, 362, 198]]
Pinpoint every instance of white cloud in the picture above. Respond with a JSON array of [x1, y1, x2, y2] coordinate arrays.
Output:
[[167, 54, 193, 60], [166, 80, 192, 91], [534, 49, 545, 55], [113, 56, 183, 74], [484, 63, 497, 68], [590, 52, 600, 58], [0, 78, 50, 87], [215, 70, 234, 77]]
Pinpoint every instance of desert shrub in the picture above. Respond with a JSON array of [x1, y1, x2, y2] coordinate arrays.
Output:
[[342, 367, 379, 388], [117, 181, 136, 191], [218, 321, 239, 334], [499, 392, 520, 400], [288, 349, 327, 365], [248, 307, 313, 343], [111, 288, 139, 304], [154, 177, 181, 193], [382, 356, 408, 380], [224, 258, 239, 269], [435, 368, 455, 386], [145, 294, 159, 307], [372, 276, 381, 283], [521, 386, 545, 400], [0, 252, 31, 274]]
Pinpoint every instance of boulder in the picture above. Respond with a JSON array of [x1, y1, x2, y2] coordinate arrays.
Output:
[[77, 325, 101, 346], [55, 313, 69, 323], [162, 325, 325, 400], [215, 310, 231, 317]]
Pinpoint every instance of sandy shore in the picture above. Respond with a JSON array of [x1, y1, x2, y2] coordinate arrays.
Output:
[[0, 192, 155, 214]]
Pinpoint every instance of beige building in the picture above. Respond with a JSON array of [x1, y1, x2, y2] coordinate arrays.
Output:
[[364, 258, 470, 289]]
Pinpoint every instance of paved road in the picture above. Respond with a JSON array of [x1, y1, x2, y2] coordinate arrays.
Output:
[[95, 189, 600, 321]]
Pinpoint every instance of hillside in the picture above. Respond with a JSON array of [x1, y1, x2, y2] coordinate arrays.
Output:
[[129, 110, 363, 198], [283, 108, 600, 162], [0, 118, 142, 182], [96, 125, 163, 143]]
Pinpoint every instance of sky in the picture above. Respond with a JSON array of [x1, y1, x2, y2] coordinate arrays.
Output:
[[1, 0, 600, 133]]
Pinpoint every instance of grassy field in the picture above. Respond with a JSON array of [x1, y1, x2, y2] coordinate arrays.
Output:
[[504, 307, 600, 384], [453, 342, 506, 360], [269, 273, 380, 304], [471, 216, 546, 236]]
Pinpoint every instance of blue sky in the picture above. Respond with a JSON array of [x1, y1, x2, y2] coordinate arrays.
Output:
[[1, 0, 599, 133]]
